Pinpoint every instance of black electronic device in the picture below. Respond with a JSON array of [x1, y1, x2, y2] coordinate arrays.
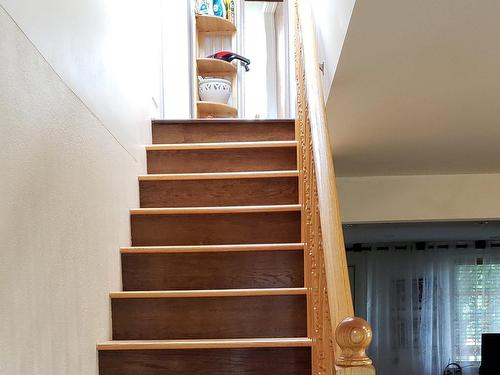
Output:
[[479, 333, 500, 375]]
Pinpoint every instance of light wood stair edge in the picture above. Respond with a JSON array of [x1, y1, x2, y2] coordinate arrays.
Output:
[[130, 204, 302, 215], [138, 170, 299, 181], [110, 288, 307, 299], [97, 337, 313, 351], [145, 140, 298, 151], [120, 243, 305, 254]]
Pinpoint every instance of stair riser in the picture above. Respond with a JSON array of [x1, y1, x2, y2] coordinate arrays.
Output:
[[147, 148, 297, 173], [131, 211, 301, 246], [99, 347, 311, 375], [111, 295, 307, 340], [152, 121, 295, 144], [122, 250, 304, 290], [139, 177, 298, 207]]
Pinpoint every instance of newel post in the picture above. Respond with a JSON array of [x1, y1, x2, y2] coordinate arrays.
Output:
[[335, 317, 376, 375]]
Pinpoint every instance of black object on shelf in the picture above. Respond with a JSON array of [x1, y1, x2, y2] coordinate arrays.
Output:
[[208, 51, 251, 72]]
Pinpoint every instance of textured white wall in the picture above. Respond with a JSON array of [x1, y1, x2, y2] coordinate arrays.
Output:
[[0, 6, 144, 375], [0, 0, 160, 159], [337, 173, 500, 223]]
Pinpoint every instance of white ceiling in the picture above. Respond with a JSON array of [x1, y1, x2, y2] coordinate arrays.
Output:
[[327, 0, 500, 177]]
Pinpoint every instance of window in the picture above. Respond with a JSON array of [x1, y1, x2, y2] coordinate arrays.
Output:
[[453, 259, 500, 362], [390, 277, 438, 351]]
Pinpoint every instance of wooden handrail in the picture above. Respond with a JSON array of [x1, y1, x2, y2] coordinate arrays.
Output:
[[294, 1, 374, 374]]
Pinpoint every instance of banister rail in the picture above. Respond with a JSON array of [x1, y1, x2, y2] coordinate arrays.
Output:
[[293, 1, 375, 374]]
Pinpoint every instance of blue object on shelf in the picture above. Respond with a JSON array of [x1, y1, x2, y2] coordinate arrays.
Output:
[[213, 0, 226, 18]]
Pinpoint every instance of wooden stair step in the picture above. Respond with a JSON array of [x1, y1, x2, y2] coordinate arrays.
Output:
[[152, 119, 295, 144], [110, 288, 307, 298], [130, 205, 301, 246], [98, 340, 311, 375], [121, 243, 304, 290], [110, 288, 307, 340], [130, 204, 301, 215], [138, 170, 299, 180], [120, 243, 305, 253], [97, 337, 312, 350], [146, 141, 297, 150], [139, 171, 299, 207], [146, 141, 297, 174]]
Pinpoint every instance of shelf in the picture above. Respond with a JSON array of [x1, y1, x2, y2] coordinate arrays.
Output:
[[196, 14, 236, 35], [197, 101, 238, 118], [197, 58, 237, 77]]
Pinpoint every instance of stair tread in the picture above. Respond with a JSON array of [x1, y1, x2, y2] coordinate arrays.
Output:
[[97, 337, 312, 350], [120, 243, 304, 254], [146, 141, 297, 151], [130, 204, 302, 215], [110, 288, 307, 299], [139, 170, 299, 181], [152, 119, 295, 125]]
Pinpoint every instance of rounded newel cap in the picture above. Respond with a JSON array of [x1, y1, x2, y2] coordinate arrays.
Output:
[[335, 317, 373, 367]]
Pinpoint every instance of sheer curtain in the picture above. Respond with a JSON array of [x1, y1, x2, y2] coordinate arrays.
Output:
[[356, 243, 500, 375], [452, 251, 500, 365]]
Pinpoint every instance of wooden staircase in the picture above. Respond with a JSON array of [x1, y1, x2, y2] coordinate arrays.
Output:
[[96, 1, 377, 373], [97, 119, 313, 374]]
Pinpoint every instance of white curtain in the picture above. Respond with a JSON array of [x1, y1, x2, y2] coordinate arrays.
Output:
[[452, 251, 500, 366], [355, 243, 500, 375]]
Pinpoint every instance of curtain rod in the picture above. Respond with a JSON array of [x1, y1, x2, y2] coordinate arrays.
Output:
[[347, 240, 500, 252]]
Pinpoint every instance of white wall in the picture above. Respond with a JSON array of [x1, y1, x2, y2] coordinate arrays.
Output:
[[309, 0, 355, 99], [337, 173, 500, 223], [244, 3, 277, 118], [162, 0, 192, 118], [0, 0, 161, 160], [0, 3, 155, 375]]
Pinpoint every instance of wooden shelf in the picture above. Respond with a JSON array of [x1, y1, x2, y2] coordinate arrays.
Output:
[[196, 14, 236, 35], [194, 13, 238, 117], [197, 101, 237, 118], [197, 58, 237, 77]]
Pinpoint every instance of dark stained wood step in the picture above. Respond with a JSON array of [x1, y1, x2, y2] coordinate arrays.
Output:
[[99, 346, 311, 375], [111, 289, 307, 340], [152, 119, 295, 144], [130, 205, 301, 246], [139, 171, 299, 207], [146, 141, 297, 174], [121, 244, 304, 290]]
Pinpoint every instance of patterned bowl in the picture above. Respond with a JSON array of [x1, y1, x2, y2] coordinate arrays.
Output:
[[199, 78, 232, 104]]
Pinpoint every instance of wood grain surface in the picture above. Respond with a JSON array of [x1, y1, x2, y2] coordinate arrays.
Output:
[[139, 176, 298, 207], [121, 249, 304, 290], [152, 119, 295, 144], [131, 211, 301, 246], [146, 147, 297, 173], [99, 347, 311, 375], [111, 294, 307, 340]]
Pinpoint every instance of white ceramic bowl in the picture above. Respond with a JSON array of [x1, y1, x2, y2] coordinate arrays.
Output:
[[199, 78, 232, 104]]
